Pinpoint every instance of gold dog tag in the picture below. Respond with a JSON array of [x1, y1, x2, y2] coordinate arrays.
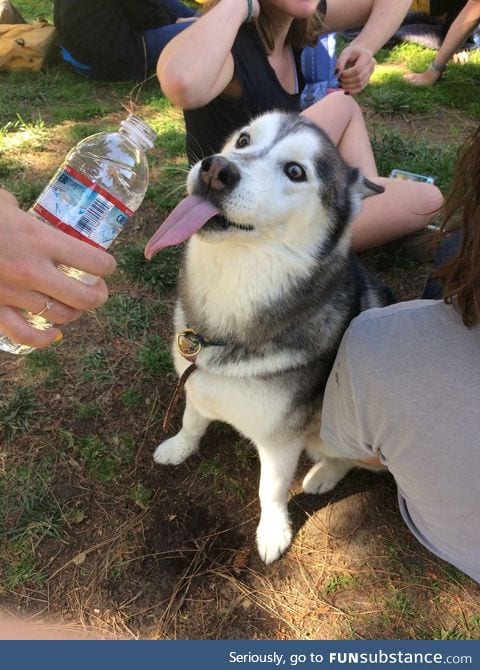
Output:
[[177, 328, 202, 362]]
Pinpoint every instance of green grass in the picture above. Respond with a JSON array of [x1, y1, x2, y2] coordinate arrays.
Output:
[[136, 335, 174, 377], [99, 295, 156, 339], [79, 348, 114, 384], [370, 128, 457, 190], [0, 451, 66, 589], [121, 387, 145, 408], [0, 114, 48, 151], [74, 401, 100, 421], [15, 0, 53, 21], [0, 385, 39, 442], [147, 160, 189, 210], [128, 482, 153, 509], [77, 432, 135, 484], [0, 69, 133, 128], [362, 41, 480, 120], [118, 243, 182, 294], [77, 434, 117, 484], [432, 616, 480, 641], [25, 348, 63, 386], [198, 455, 223, 480], [386, 589, 416, 619], [324, 573, 358, 594], [4, 553, 47, 589]]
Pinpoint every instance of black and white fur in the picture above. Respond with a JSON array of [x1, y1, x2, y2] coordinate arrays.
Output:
[[153, 111, 394, 563]]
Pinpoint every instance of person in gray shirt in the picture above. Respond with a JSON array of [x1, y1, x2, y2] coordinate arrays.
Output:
[[320, 125, 480, 584]]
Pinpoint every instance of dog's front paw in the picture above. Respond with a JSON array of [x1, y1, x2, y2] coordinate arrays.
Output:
[[153, 433, 199, 466], [256, 511, 292, 564], [302, 459, 352, 495]]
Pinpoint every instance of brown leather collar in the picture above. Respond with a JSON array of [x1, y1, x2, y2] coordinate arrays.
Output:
[[163, 328, 224, 432]]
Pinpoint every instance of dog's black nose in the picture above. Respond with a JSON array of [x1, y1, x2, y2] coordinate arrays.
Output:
[[200, 155, 240, 191]]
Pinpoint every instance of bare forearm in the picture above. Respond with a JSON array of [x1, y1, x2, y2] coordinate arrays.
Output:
[[324, 0, 411, 93], [157, 0, 248, 109], [348, 0, 411, 55], [433, 0, 480, 67]]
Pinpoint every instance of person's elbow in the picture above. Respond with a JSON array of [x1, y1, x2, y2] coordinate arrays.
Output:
[[157, 60, 204, 109]]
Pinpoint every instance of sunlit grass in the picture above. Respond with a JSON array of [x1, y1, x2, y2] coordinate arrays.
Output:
[[0, 114, 48, 151], [14, 0, 52, 21], [362, 42, 480, 119]]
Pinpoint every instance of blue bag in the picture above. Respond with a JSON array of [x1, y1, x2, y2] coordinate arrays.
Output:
[[300, 32, 339, 109]]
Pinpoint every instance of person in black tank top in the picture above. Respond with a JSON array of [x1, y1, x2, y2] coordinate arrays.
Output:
[[185, 22, 303, 163], [158, 0, 442, 252]]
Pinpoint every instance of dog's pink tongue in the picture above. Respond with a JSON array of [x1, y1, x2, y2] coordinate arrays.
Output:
[[144, 195, 220, 258]]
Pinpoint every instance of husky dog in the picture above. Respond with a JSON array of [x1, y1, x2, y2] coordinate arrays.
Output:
[[145, 111, 394, 564]]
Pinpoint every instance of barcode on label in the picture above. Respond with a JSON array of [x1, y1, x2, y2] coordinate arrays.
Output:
[[76, 197, 113, 236]]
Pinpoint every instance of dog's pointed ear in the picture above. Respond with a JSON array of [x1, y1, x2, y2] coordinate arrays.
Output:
[[348, 167, 385, 199]]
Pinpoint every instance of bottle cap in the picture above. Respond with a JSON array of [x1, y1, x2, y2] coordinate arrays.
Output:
[[120, 115, 157, 150]]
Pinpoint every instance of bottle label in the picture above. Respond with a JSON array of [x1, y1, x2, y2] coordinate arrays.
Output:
[[32, 165, 134, 249]]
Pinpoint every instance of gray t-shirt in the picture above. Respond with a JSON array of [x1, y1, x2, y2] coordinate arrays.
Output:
[[320, 299, 480, 583]]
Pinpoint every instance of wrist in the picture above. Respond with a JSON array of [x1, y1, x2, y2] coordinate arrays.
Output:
[[347, 39, 373, 56], [430, 61, 446, 75]]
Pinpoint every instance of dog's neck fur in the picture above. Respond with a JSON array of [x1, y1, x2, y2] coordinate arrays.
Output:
[[179, 227, 349, 342]]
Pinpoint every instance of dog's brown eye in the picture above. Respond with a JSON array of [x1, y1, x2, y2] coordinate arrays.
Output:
[[284, 162, 306, 182], [236, 132, 250, 149]]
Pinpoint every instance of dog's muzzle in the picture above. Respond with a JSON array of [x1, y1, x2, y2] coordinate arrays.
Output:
[[200, 155, 240, 192]]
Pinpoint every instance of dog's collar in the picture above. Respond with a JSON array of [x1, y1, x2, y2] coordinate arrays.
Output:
[[164, 328, 224, 433], [176, 327, 224, 363]]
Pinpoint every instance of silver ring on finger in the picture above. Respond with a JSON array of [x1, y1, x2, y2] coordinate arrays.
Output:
[[34, 299, 55, 318]]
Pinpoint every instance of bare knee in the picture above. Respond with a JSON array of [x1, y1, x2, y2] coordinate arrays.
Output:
[[307, 89, 357, 113], [302, 90, 358, 128], [378, 177, 443, 218], [401, 181, 443, 222], [423, 183, 444, 217]]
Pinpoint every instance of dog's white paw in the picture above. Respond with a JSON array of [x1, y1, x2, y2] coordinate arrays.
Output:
[[302, 459, 352, 495], [256, 511, 292, 564], [153, 433, 198, 466]]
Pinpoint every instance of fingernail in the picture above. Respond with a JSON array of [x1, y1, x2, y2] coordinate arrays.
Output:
[[54, 332, 64, 343]]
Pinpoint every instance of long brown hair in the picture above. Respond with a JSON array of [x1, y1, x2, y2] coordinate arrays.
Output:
[[201, 0, 325, 51], [434, 126, 480, 327]]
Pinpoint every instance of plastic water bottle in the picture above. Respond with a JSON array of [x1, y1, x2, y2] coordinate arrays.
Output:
[[0, 114, 157, 355]]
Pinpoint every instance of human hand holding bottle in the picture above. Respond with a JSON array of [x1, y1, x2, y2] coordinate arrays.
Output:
[[0, 114, 155, 355], [0, 188, 116, 350]]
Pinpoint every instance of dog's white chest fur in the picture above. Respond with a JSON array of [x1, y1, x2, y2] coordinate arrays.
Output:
[[184, 224, 320, 332]]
